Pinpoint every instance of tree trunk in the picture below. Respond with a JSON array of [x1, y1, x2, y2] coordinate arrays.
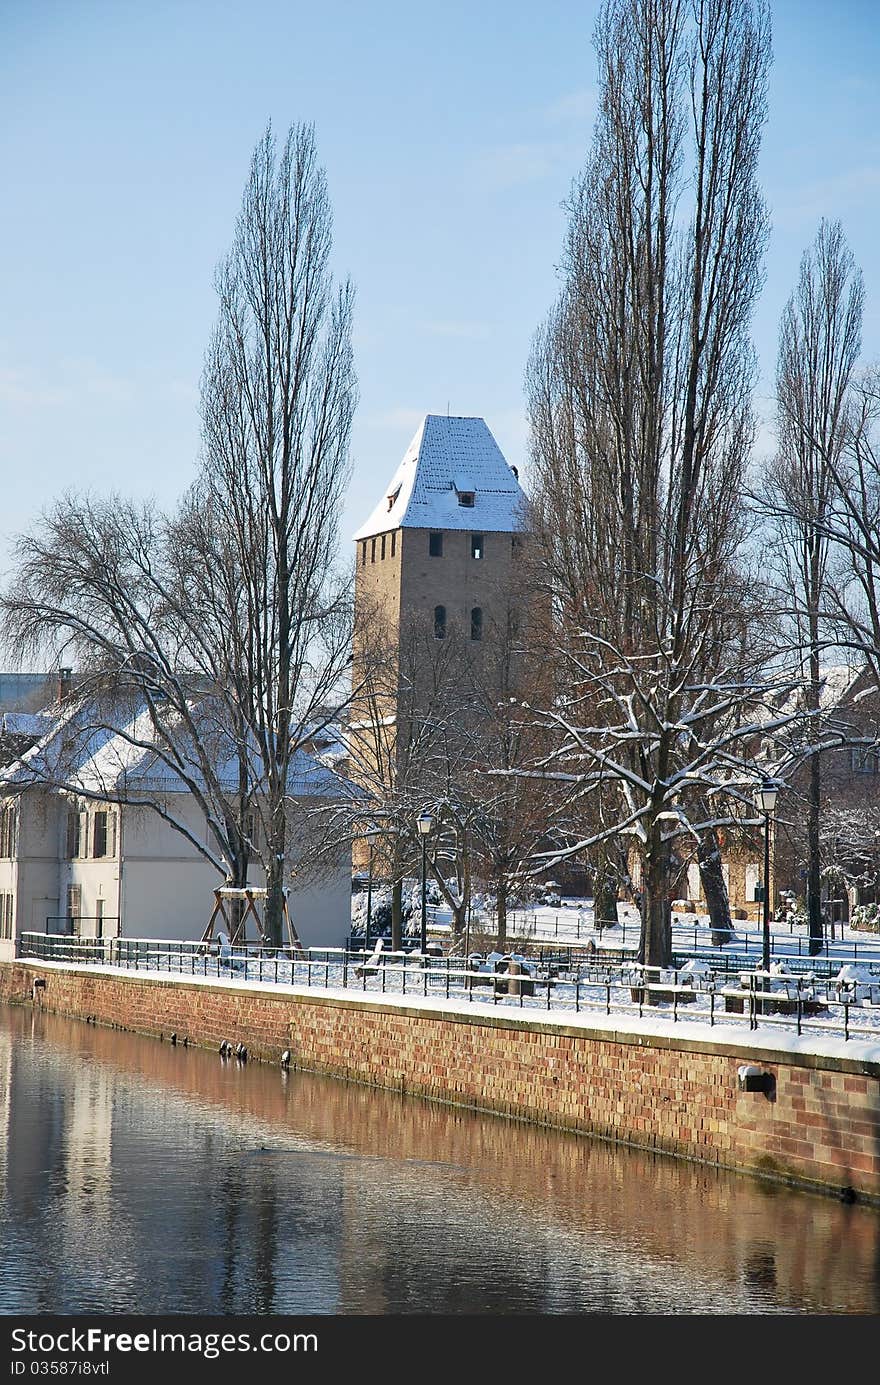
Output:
[[264, 846, 285, 949], [698, 829, 734, 945], [639, 831, 673, 974], [807, 749, 823, 955], [496, 878, 507, 949], [391, 876, 403, 953], [595, 869, 619, 930]]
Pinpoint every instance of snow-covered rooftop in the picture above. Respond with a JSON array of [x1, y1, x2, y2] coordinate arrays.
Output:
[[0, 700, 344, 801], [0, 711, 54, 741], [353, 414, 526, 540]]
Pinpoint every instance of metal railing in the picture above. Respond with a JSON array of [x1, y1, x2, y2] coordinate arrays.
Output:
[[511, 910, 879, 963], [16, 932, 880, 1045], [43, 916, 119, 939]]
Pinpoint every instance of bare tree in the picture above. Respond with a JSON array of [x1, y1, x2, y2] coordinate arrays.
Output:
[[1, 124, 357, 944], [527, 0, 777, 969], [199, 122, 357, 945], [821, 371, 880, 691], [458, 589, 570, 947], [761, 220, 864, 953], [0, 495, 256, 884], [344, 602, 468, 947]]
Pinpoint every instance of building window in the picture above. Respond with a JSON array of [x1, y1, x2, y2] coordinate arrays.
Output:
[[391, 531, 396, 558], [381, 533, 386, 560], [66, 809, 82, 859], [387, 484, 401, 512], [457, 491, 475, 507], [371, 538, 376, 563], [361, 541, 367, 567], [512, 535, 521, 552], [429, 532, 443, 558], [0, 803, 16, 858], [471, 534, 484, 560], [66, 885, 81, 935], [471, 607, 483, 641], [852, 747, 879, 774], [0, 893, 13, 940], [434, 605, 446, 640], [93, 810, 116, 859], [93, 812, 107, 859]]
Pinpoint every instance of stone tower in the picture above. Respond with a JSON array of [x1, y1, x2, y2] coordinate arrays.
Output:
[[350, 414, 527, 818]]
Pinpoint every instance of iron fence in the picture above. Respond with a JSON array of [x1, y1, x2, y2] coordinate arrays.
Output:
[[512, 910, 879, 963], [16, 931, 880, 1045]]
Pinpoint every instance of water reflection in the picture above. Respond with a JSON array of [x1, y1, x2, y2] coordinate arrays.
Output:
[[0, 1005, 876, 1314]]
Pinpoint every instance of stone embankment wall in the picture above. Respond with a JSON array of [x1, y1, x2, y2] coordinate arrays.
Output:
[[2, 960, 878, 1203]]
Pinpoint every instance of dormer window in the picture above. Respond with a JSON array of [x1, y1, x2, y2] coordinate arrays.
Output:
[[387, 484, 401, 512], [454, 477, 475, 507]]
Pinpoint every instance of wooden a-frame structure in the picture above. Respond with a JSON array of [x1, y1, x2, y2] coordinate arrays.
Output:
[[201, 885, 303, 953]]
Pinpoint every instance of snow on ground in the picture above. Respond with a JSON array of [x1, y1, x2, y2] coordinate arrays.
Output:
[[396, 893, 880, 967]]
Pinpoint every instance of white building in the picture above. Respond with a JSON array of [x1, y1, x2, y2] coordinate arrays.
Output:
[[0, 704, 351, 960]]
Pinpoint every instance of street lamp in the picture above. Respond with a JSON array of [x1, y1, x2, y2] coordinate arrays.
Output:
[[754, 780, 779, 977], [364, 825, 379, 949], [417, 812, 434, 953]]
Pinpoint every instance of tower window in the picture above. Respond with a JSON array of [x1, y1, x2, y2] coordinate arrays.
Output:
[[433, 605, 446, 640], [471, 534, 484, 560], [381, 534, 386, 560], [391, 531, 396, 558], [429, 532, 443, 558], [361, 541, 367, 566], [371, 538, 376, 563], [470, 607, 483, 642]]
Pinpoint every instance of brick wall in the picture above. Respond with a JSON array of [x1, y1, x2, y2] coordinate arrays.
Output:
[[2, 960, 878, 1202]]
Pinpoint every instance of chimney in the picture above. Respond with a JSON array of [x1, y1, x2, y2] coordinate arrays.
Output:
[[56, 668, 72, 704]]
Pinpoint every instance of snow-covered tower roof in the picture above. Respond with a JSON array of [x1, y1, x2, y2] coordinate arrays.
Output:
[[353, 414, 525, 541]]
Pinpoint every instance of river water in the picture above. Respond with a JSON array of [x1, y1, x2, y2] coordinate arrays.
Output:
[[0, 1004, 877, 1315]]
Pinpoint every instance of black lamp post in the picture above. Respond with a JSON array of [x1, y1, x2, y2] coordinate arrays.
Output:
[[417, 812, 434, 953], [754, 780, 779, 977], [364, 826, 378, 949]]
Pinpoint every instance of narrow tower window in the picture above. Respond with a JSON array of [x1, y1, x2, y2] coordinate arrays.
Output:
[[429, 532, 443, 557], [434, 605, 446, 640], [471, 607, 483, 642], [381, 534, 386, 560], [471, 534, 484, 560], [371, 538, 376, 563], [391, 531, 396, 558]]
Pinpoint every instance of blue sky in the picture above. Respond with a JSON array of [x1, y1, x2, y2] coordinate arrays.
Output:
[[1, 0, 878, 574]]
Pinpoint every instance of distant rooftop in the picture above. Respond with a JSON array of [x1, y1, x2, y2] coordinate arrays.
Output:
[[0, 673, 58, 712], [354, 415, 526, 541]]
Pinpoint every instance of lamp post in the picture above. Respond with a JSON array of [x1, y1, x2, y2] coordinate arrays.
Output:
[[754, 780, 779, 978], [364, 826, 379, 949], [417, 812, 434, 953]]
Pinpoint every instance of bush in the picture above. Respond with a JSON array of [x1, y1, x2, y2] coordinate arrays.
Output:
[[851, 902, 880, 933], [775, 889, 806, 928]]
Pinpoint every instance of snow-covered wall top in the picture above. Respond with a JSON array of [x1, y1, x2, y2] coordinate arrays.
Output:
[[353, 414, 526, 540]]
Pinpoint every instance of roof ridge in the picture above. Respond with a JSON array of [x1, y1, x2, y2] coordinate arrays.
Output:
[[353, 413, 525, 540]]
